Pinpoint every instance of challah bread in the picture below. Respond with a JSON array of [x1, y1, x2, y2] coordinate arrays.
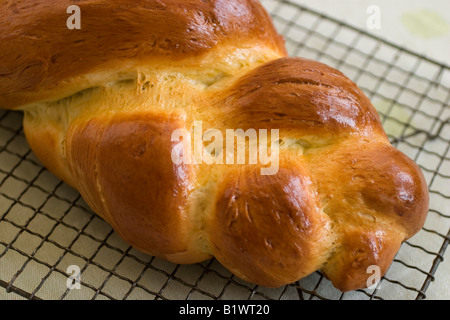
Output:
[[0, 0, 429, 292]]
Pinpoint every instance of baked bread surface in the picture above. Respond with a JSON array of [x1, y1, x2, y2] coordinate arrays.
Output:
[[0, 0, 429, 291]]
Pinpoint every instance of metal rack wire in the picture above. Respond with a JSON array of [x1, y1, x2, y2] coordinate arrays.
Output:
[[1, 0, 449, 300]]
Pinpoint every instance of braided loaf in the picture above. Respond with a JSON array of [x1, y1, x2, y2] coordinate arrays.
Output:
[[0, 0, 429, 291]]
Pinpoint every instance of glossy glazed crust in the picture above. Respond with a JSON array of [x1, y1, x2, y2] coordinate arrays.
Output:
[[2, 0, 429, 291], [214, 57, 387, 136], [0, 0, 286, 109], [210, 160, 334, 287]]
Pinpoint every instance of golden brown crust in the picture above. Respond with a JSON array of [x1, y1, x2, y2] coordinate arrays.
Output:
[[210, 159, 333, 287], [305, 140, 429, 239], [67, 112, 211, 263], [215, 57, 386, 137], [304, 139, 429, 290], [322, 226, 404, 292], [0, 0, 286, 109], [1, 0, 429, 292]]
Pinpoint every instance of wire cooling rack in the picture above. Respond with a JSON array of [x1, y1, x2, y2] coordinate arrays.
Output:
[[1, 0, 449, 300]]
